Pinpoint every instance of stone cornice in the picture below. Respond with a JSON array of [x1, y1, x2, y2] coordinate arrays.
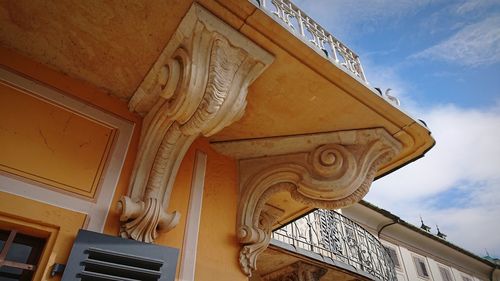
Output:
[[214, 128, 402, 276], [117, 3, 273, 243]]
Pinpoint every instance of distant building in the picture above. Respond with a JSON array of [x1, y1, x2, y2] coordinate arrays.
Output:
[[344, 201, 500, 281]]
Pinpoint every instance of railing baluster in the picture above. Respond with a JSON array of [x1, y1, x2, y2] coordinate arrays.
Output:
[[253, 0, 368, 82], [272, 209, 397, 281], [329, 35, 339, 63], [356, 56, 367, 82], [297, 10, 305, 37]]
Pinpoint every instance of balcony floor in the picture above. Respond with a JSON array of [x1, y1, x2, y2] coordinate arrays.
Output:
[[255, 240, 375, 281]]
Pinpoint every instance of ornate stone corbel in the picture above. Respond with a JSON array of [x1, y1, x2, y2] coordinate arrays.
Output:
[[239, 204, 284, 275], [212, 128, 402, 275], [117, 4, 273, 243]]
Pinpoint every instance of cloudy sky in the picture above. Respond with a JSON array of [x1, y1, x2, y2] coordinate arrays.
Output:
[[293, 0, 500, 257]]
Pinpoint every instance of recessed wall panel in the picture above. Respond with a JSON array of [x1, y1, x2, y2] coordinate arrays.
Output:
[[0, 81, 116, 199]]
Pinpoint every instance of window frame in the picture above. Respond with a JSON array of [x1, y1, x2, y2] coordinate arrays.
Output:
[[0, 191, 87, 280], [0, 229, 46, 280], [461, 275, 473, 281], [383, 244, 402, 270], [438, 264, 455, 281], [412, 254, 430, 279]]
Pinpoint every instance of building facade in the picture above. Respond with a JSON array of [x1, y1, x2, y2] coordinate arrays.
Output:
[[343, 202, 500, 281], [0, 1, 436, 280]]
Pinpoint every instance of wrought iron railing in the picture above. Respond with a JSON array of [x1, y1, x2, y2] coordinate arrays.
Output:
[[254, 0, 367, 82], [272, 209, 397, 281]]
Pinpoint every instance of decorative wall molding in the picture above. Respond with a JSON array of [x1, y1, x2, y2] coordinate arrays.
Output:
[[117, 4, 273, 243], [220, 128, 402, 276], [261, 261, 327, 281], [0, 67, 134, 233], [0, 79, 117, 200], [179, 151, 207, 281]]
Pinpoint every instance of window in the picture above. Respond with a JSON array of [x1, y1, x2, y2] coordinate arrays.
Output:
[[0, 229, 46, 281], [439, 266, 454, 281], [412, 255, 430, 279], [384, 246, 401, 268], [0, 191, 86, 281]]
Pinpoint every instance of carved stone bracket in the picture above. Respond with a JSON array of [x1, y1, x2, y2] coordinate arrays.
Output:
[[118, 4, 273, 243], [262, 261, 327, 281], [212, 128, 402, 275], [239, 204, 284, 276]]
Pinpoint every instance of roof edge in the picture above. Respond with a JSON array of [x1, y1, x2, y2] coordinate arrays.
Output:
[[358, 200, 498, 269]]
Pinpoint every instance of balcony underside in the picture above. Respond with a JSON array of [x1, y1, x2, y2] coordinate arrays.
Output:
[[256, 241, 373, 281], [0, 1, 432, 147], [1, 0, 434, 225]]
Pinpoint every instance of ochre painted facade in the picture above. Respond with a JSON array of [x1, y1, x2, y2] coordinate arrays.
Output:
[[0, 46, 247, 280], [0, 1, 436, 280], [194, 140, 245, 281]]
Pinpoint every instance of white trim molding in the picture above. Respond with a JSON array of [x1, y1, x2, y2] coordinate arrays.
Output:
[[178, 151, 207, 281]]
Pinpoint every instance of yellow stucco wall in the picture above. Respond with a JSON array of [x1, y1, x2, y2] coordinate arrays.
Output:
[[0, 81, 117, 199], [155, 140, 195, 277], [194, 139, 246, 281], [0, 46, 143, 266], [152, 138, 246, 280], [1, 47, 247, 280], [0, 47, 142, 237]]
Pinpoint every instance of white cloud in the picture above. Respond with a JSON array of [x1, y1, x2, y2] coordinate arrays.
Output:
[[366, 104, 500, 255], [454, 0, 500, 15], [290, 0, 500, 257], [430, 203, 500, 257], [413, 16, 500, 66], [370, 105, 500, 200]]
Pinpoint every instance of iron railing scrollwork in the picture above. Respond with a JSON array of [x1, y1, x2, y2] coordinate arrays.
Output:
[[272, 209, 397, 281], [254, 0, 367, 82]]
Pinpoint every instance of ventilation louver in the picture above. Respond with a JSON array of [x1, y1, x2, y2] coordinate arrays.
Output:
[[61, 230, 178, 281]]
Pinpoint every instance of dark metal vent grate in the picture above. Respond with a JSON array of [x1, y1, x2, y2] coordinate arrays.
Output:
[[79, 247, 163, 281], [61, 230, 178, 281]]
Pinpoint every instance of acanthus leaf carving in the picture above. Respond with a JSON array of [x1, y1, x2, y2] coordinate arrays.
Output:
[[118, 4, 273, 243], [227, 128, 402, 276]]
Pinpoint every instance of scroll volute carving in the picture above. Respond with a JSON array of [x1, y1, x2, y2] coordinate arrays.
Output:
[[117, 4, 273, 243], [236, 129, 402, 276]]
